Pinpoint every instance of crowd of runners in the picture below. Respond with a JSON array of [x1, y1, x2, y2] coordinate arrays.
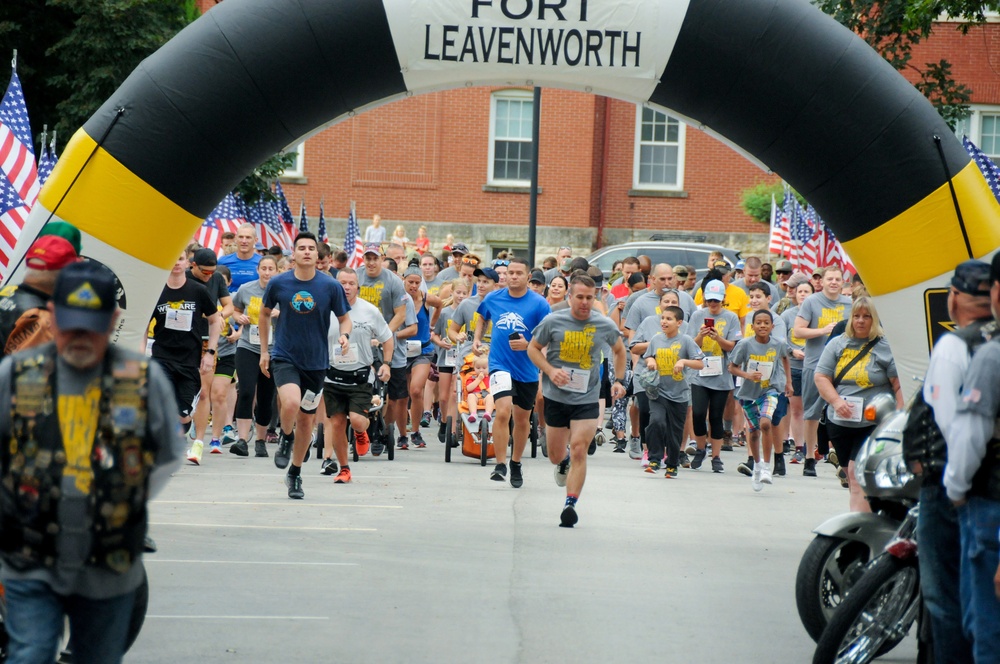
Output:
[[135, 224, 898, 528]]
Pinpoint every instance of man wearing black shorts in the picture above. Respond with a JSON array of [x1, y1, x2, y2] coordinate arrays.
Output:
[[258, 233, 352, 499], [149, 252, 222, 465], [529, 274, 626, 526]]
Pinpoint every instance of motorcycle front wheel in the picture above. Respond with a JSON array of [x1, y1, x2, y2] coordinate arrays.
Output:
[[812, 553, 920, 664], [796, 534, 876, 642]]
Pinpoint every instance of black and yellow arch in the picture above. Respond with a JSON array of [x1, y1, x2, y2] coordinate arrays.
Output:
[[19, 0, 1000, 383]]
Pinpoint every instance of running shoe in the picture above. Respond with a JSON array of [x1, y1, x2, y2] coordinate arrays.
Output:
[[397, 435, 409, 451], [751, 465, 763, 492], [679, 452, 691, 468], [613, 437, 627, 453], [711, 456, 724, 473], [285, 473, 304, 499], [559, 505, 578, 528], [627, 437, 642, 460], [371, 437, 385, 457], [641, 450, 649, 467], [254, 439, 268, 458], [186, 440, 204, 466], [790, 447, 805, 464], [540, 429, 548, 457], [588, 437, 597, 455], [221, 425, 237, 446], [355, 430, 371, 456], [437, 422, 447, 443], [554, 457, 570, 487], [684, 441, 698, 456], [209, 439, 223, 454], [230, 439, 249, 457], [737, 457, 755, 477], [773, 454, 786, 477], [645, 460, 660, 474], [664, 466, 678, 479], [420, 410, 432, 428], [827, 450, 840, 467], [274, 433, 292, 469], [721, 430, 734, 452], [782, 439, 793, 455], [265, 430, 278, 445], [736, 431, 747, 447], [509, 461, 523, 489], [837, 466, 849, 488], [803, 458, 818, 477], [411, 431, 426, 448], [690, 449, 707, 470], [491, 463, 507, 482], [334, 467, 352, 484], [321, 458, 338, 476], [760, 462, 773, 485]]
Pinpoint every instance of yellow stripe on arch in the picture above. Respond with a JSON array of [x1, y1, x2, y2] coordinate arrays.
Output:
[[38, 129, 204, 270], [844, 160, 1000, 296]]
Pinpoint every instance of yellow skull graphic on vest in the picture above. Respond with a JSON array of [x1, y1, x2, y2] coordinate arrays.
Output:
[[66, 282, 103, 309]]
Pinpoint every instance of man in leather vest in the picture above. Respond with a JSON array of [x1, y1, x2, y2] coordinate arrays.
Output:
[[945, 251, 1000, 662], [0, 261, 183, 663], [912, 259, 993, 663]]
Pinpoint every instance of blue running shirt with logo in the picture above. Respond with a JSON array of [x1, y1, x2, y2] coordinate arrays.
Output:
[[476, 288, 551, 382], [262, 271, 350, 371]]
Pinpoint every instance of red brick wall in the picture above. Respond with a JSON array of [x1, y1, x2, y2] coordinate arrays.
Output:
[[905, 22, 1000, 103]]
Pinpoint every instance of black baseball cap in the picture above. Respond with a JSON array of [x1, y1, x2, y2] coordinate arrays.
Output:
[[191, 248, 218, 267], [952, 259, 991, 296], [473, 267, 500, 282], [52, 262, 118, 333], [528, 269, 545, 284]]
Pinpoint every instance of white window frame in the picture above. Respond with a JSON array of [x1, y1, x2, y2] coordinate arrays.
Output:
[[281, 142, 305, 178], [956, 105, 1000, 161], [632, 104, 686, 191], [488, 90, 534, 186]]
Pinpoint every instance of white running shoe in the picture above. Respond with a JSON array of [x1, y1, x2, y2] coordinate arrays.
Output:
[[760, 461, 773, 485], [627, 437, 642, 460], [187, 439, 204, 466], [751, 464, 763, 492]]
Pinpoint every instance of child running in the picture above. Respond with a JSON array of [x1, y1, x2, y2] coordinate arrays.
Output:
[[465, 354, 494, 425], [728, 309, 793, 491]]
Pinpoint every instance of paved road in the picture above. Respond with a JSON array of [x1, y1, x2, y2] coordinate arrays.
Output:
[[129, 431, 918, 663]]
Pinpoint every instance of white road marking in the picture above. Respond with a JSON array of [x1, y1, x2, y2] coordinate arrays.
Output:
[[154, 500, 401, 509], [150, 522, 376, 532], [146, 615, 329, 620], [146, 560, 359, 566]]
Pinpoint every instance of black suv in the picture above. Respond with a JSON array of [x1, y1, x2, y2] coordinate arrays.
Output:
[[585, 241, 742, 281]]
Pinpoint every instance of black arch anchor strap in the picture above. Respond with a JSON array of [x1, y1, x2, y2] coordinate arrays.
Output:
[[933, 134, 974, 259]]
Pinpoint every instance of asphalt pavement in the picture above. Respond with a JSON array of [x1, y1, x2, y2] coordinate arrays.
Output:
[[128, 430, 918, 663]]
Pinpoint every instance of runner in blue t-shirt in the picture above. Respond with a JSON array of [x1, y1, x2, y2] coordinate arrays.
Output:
[[218, 223, 262, 293], [472, 258, 551, 487], [259, 232, 351, 500]]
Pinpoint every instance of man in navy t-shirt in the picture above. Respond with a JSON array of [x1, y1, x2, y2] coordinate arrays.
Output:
[[473, 258, 551, 487], [259, 232, 351, 500]]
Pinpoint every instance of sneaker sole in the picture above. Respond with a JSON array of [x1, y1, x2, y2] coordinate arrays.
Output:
[[490, 474, 506, 482], [559, 507, 578, 528], [210, 448, 222, 454], [322, 465, 339, 476]]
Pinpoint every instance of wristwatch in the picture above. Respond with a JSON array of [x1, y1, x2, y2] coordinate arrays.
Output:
[[614, 377, 625, 385], [342, 333, 350, 339], [205, 348, 216, 355]]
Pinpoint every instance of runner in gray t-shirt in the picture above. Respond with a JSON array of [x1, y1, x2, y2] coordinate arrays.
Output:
[[527, 275, 626, 528]]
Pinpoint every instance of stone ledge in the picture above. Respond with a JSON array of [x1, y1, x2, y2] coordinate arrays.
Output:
[[627, 188, 688, 198], [482, 184, 543, 194]]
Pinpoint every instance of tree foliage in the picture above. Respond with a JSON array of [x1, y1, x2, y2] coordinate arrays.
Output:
[[235, 153, 299, 206], [741, 182, 806, 225], [817, 0, 1000, 127]]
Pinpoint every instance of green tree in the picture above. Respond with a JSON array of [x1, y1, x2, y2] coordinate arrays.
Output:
[[741, 182, 806, 225], [818, 0, 1000, 127], [235, 153, 299, 206]]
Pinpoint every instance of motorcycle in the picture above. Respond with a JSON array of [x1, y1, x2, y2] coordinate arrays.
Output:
[[795, 395, 919, 642]]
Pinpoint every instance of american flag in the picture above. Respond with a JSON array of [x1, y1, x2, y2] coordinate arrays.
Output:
[[963, 135, 1000, 204], [343, 204, 364, 268], [274, 181, 298, 240], [37, 135, 56, 186], [792, 204, 820, 273], [250, 196, 292, 250], [196, 192, 246, 255], [317, 201, 328, 243], [768, 187, 793, 258], [298, 200, 309, 234], [823, 224, 856, 278], [0, 70, 38, 276]]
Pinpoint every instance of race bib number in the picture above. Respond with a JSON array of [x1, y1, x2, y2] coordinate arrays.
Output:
[[406, 340, 422, 358], [334, 343, 360, 365], [249, 324, 260, 345], [145, 339, 154, 357], [490, 371, 512, 394], [442, 346, 458, 368], [748, 360, 774, 382], [699, 355, 723, 377], [833, 396, 865, 423], [165, 308, 193, 332], [563, 367, 590, 394], [300, 390, 320, 412]]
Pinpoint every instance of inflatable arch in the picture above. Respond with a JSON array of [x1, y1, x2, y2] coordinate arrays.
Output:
[[14, 0, 1000, 393]]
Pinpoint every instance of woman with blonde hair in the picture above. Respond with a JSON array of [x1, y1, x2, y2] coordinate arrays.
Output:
[[814, 296, 903, 511]]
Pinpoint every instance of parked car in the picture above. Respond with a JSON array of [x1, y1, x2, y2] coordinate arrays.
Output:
[[585, 241, 742, 281]]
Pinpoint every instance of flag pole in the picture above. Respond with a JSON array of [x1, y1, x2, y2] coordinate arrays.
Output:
[[11, 49, 16, 72]]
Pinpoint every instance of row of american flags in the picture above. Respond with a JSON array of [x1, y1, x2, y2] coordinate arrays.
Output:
[[767, 135, 1000, 277]]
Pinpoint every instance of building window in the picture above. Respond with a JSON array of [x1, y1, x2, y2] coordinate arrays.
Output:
[[489, 91, 534, 185], [956, 105, 1000, 160], [633, 105, 685, 190], [281, 142, 305, 178]]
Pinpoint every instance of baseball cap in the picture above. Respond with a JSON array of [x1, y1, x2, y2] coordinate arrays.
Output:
[[52, 261, 118, 333], [952, 259, 991, 296], [586, 265, 605, 287], [473, 267, 500, 282], [25, 236, 78, 271], [39, 221, 82, 255], [451, 242, 469, 255], [363, 242, 382, 256], [704, 279, 726, 302], [712, 260, 731, 274], [673, 266, 689, 278], [402, 266, 422, 279], [735, 259, 746, 270], [811, 267, 823, 277], [528, 269, 545, 284], [191, 248, 218, 267], [560, 258, 573, 272], [775, 259, 794, 273]]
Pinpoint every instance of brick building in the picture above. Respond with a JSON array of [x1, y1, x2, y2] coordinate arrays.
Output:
[[196, 0, 1000, 260]]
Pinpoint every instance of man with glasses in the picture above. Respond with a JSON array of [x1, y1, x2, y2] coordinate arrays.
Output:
[[543, 246, 574, 285], [492, 258, 510, 287], [770, 259, 795, 310], [438, 242, 471, 282]]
